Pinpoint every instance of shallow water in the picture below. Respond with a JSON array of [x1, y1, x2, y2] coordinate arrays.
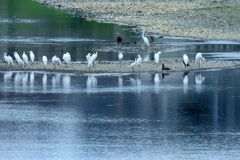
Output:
[[1, 69, 240, 160]]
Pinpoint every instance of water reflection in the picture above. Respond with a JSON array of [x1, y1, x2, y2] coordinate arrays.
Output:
[[42, 73, 47, 90], [183, 72, 189, 94], [195, 73, 205, 93]]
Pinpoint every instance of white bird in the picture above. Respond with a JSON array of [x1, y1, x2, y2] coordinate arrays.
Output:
[[195, 52, 205, 68], [154, 51, 161, 64], [22, 52, 29, 65], [87, 52, 98, 70], [29, 51, 35, 63], [141, 30, 149, 47], [91, 52, 98, 67], [42, 56, 48, 66], [8, 55, 14, 65], [183, 54, 189, 67], [86, 53, 91, 63], [118, 51, 123, 64], [63, 52, 71, 64], [4, 52, 10, 65], [130, 58, 137, 71], [14, 52, 24, 65], [136, 54, 142, 66], [52, 55, 61, 65]]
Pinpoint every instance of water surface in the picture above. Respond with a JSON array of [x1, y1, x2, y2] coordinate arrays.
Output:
[[0, 69, 240, 159]]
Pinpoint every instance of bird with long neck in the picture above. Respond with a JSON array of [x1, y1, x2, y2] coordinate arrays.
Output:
[[141, 30, 149, 47]]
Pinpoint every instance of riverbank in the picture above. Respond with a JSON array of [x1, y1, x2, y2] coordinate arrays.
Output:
[[1, 60, 240, 73], [36, 0, 240, 40]]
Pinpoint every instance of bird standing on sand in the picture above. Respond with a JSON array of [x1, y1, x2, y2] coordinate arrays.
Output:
[[22, 52, 29, 65], [14, 52, 24, 65], [91, 52, 98, 67], [195, 52, 205, 68], [86, 53, 91, 64], [118, 51, 123, 65], [130, 58, 137, 72], [136, 54, 142, 66], [42, 56, 48, 66], [52, 55, 61, 65], [63, 52, 71, 64], [183, 54, 189, 67], [4, 52, 10, 65], [154, 51, 161, 64], [8, 55, 13, 65], [30, 51, 35, 64], [141, 30, 149, 47]]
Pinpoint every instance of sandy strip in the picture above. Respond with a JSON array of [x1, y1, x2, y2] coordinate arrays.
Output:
[[1, 60, 240, 73]]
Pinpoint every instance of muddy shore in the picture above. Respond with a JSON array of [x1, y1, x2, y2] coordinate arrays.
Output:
[[1, 60, 240, 73], [36, 0, 240, 40]]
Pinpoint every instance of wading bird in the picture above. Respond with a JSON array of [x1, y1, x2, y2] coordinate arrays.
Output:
[[42, 56, 48, 66], [118, 51, 123, 65], [63, 52, 71, 64], [4, 52, 10, 65], [154, 51, 161, 65], [86, 53, 91, 64], [130, 58, 137, 72], [183, 54, 190, 67], [30, 51, 35, 64], [52, 55, 61, 65], [195, 52, 205, 68], [14, 52, 24, 65], [91, 52, 98, 67], [136, 54, 142, 66], [22, 52, 29, 65], [141, 30, 149, 47]]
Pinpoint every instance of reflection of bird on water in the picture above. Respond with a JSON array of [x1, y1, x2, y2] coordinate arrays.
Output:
[[42, 73, 47, 87], [4, 72, 13, 83], [154, 73, 160, 85], [118, 76, 123, 87], [183, 54, 190, 67], [183, 72, 189, 85], [161, 72, 170, 79], [63, 74, 71, 89], [86, 75, 97, 89], [195, 73, 205, 85]]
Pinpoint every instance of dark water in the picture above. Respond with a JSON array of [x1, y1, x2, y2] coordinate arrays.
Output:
[[0, 69, 240, 160]]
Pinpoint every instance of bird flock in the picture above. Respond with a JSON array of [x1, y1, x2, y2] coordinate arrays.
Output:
[[2, 30, 206, 72]]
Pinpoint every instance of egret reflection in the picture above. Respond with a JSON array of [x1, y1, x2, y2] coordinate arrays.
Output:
[[30, 72, 34, 89], [154, 73, 160, 86], [195, 73, 205, 93], [86, 75, 97, 90], [183, 72, 189, 94], [14, 72, 22, 87], [22, 73, 28, 89], [118, 76, 123, 87], [42, 73, 47, 90], [4, 72, 13, 83], [63, 74, 71, 89]]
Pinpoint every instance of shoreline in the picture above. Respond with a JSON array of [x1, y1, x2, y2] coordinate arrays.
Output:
[[1, 60, 240, 74], [36, 0, 240, 40]]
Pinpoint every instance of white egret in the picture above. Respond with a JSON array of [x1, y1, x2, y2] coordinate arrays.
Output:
[[118, 51, 123, 65], [4, 52, 10, 65], [22, 52, 29, 65], [195, 52, 205, 68], [130, 58, 137, 72], [29, 51, 35, 63], [42, 56, 48, 66], [86, 53, 91, 63], [136, 54, 142, 66], [91, 52, 98, 67], [141, 30, 149, 47], [154, 51, 161, 64], [14, 52, 24, 65], [8, 55, 14, 65], [63, 52, 71, 64], [183, 54, 189, 67], [52, 55, 61, 65]]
